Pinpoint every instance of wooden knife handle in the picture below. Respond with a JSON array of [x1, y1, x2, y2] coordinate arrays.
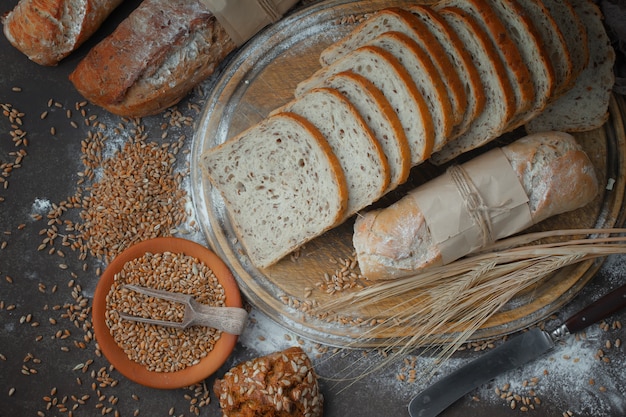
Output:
[[564, 282, 626, 334]]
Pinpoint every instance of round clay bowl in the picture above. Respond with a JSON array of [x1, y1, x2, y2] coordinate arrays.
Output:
[[92, 237, 243, 389]]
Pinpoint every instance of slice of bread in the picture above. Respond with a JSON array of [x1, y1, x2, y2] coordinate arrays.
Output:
[[365, 31, 454, 152], [319, 8, 465, 129], [296, 45, 435, 165], [429, 7, 517, 164], [525, 0, 615, 133], [201, 112, 349, 269], [320, 71, 412, 189], [404, 3, 483, 139], [515, 0, 572, 95], [273, 88, 390, 217], [539, 0, 589, 89], [437, 0, 535, 123], [476, 0, 556, 129]]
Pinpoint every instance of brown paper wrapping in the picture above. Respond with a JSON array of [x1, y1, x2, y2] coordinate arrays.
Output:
[[200, 0, 299, 46], [412, 148, 533, 264]]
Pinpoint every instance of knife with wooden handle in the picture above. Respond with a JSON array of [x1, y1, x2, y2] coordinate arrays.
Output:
[[408, 282, 626, 417]]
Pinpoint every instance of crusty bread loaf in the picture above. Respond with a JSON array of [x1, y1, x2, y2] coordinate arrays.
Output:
[[353, 131, 599, 280], [296, 45, 435, 165], [319, 7, 465, 130], [429, 7, 516, 162], [320, 71, 412, 189], [2, 0, 124, 66], [69, 0, 237, 117], [201, 112, 348, 270], [525, 0, 615, 133], [271, 87, 390, 219], [213, 347, 323, 417]]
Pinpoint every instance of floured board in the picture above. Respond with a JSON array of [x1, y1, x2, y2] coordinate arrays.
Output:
[[191, 0, 626, 347]]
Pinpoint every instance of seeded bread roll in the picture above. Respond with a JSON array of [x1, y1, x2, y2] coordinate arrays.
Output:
[[69, 0, 237, 117], [2, 0, 124, 66], [213, 346, 323, 417], [353, 131, 599, 280]]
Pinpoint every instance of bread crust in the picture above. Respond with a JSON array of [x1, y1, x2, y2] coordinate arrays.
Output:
[[2, 0, 123, 66], [69, 0, 237, 117]]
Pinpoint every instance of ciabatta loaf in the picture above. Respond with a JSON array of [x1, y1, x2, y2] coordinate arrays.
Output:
[[201, 112, 348, 270], [320, 71, 412, 189], [296, 45, 435, 165], [69, 0, 237, 117], [525, 0, 615, 133], [353, 132, 599, 280], [2, 0, 123, 66], [271, 88, 390, 219]]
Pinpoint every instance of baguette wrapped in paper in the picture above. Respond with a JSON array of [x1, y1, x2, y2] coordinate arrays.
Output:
[[353, 131, 599, 280]]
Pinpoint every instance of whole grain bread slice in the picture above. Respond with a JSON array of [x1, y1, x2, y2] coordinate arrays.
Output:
[[296, 45, 435, 165], [539, 0, 589, 90], [318, 8, 465, 129], [320, 71, 412, 189], [365, 31, 454, 152], [473, 0, 556, 129], [429, 7, 517, 164], [525, 0, 615, 133], [436, 0, 535, 124], [273, 87, 391, 218], [515, 0, 572, 95], [201, 112, 348, 269], [403, 3, 483, 139]]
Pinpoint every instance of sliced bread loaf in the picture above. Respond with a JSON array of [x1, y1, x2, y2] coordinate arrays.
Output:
[[318, 8, 465, 129], [525, 0, 615, 133], [201, 112, 348, 269], [404, 3, 483, 139], [365, 31, 454, 152], [272, 87, 390, 217], [296, 45, 435, 165], [429, 7, 517, 164], [477, 0, 556, 129], [514, 0, 572, 95], [539, 0, 589, 89], [320, 71, 412, 189], [437, 0, 535, 123]]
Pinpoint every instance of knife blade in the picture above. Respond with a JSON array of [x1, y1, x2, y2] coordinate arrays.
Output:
[[408, 282, 626, 417]]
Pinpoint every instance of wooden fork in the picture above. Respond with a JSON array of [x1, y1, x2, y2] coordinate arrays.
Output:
[[117, 284, 248, 335]]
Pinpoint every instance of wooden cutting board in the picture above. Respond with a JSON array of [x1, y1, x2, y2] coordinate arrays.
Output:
[[191, 0, 626, 347]]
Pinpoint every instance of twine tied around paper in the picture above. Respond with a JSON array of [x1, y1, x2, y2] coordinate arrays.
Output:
[[447, 164, 511, 247]]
